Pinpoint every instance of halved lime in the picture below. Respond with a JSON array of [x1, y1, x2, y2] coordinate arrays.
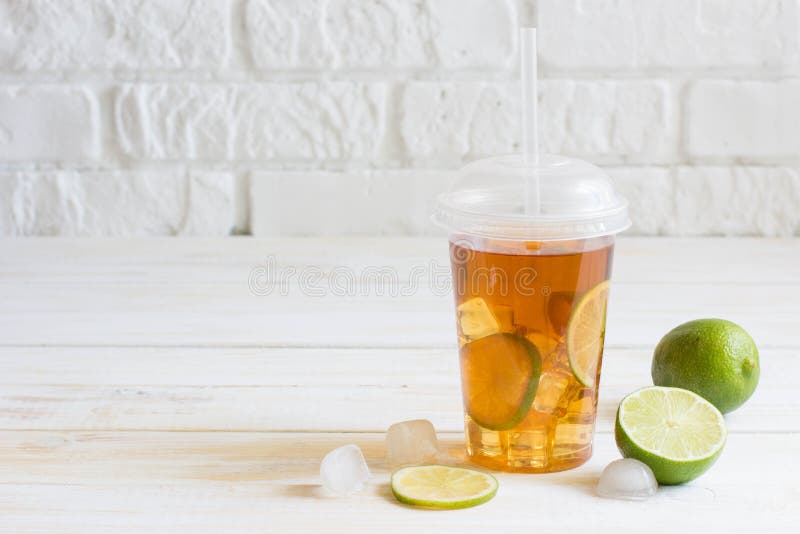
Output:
[[566, 280, 610, 387], [461, 333, 541, 430], [615, 386, 727, 485], [391, 465, 498, 509]]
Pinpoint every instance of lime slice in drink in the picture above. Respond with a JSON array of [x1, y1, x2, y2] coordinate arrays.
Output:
[[615, 386, 727, 485], [391, 465, 498, 509], [462, 333, 541, 430], [566, 280, 610, 387]]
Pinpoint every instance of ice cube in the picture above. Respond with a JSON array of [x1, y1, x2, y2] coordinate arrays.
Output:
[[526, 331, 560, 360], [533, 369, 573, 415], [553, 422, 594, 451], [493, 305, 515, 333], [386, 419, 439, 470], [320, 444, 371, 495], [457, 298, 499, 341], [547, 341, 570, 370], [596, 459, 658, 501], [565, 387, 597, 424]]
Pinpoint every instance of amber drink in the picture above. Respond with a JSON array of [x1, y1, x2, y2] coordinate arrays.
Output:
[[451, 236, 613, 472], [433, 154, 630, 473]]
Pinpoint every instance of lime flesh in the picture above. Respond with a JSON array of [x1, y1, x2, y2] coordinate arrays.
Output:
[[461, 333, 541, 430], [391, 465, 498, 509], [566, 280, 610, 388], [615, 386, 727, 485]]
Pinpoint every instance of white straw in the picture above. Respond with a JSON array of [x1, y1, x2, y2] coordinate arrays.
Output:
[[520, 27, 540, 215]]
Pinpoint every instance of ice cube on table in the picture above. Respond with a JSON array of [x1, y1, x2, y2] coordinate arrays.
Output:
[[457, 298, 499, 341], [320, 444, 371, 495], [533, 369, 572, 415], [597, 458, 658, 500], [386, 419, 439, 470]]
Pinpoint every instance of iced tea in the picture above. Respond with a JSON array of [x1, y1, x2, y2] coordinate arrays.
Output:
[[450, 236, 614, 473]]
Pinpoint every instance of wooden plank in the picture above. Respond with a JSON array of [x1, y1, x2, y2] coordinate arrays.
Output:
[[0, 431, 795, 532], [2, 237, 798, 285], [0, 347, 790, 433], [1, 237, 797, 347], [0, 279, 795, 348], [0, 346, 460, 387]]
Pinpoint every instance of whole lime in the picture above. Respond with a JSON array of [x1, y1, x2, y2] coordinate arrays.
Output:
[[652, 319, 759, 414]]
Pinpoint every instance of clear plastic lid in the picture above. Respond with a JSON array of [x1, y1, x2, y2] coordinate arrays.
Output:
[[433, 154, 631, 241]]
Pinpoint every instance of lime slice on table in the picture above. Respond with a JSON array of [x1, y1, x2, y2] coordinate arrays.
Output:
[[461, 333, 541, 430], [615, 386, 727, 485], [391, 465, 498, 509], [566, 280, 610, 387]]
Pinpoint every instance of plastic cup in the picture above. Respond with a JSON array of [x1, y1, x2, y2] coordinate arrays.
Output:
[[433, 154, 630, 473]]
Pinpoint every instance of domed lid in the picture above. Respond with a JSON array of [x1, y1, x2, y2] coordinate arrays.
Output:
[[433, 154, 630, 241]]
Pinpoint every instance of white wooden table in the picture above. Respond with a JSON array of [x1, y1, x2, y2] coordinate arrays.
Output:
[[0, 237, 797, 532]]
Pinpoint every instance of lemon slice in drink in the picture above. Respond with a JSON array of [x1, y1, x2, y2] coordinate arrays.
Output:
[[391, 465, 498, 509], [462, 333, 541, 430], [615, 386, 727, 485], [566, 280, 610, 387]]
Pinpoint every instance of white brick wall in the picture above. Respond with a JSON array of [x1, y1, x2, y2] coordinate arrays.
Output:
[[687, 81, 800, 161], [0, 171, 233, 236], [0, 87, 100, 161], [116, 83, 386, 160], [0, 1, 231, 70], [538, 0, 799, 72], [1, 0, 799, 237]]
